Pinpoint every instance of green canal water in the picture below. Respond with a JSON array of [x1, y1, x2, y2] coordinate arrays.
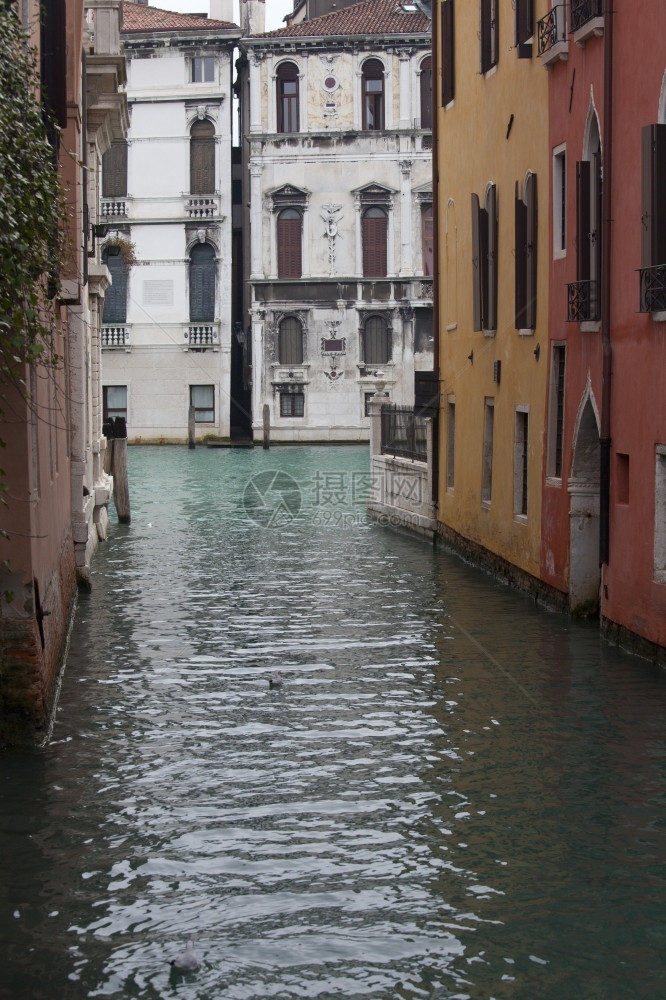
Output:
[[1, 444, 664, 999]]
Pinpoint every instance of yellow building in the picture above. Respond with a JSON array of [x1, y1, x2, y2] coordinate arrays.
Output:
[[433, 0, 549, 586]]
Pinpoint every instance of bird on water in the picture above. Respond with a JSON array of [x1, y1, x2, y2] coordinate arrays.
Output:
[[170, 939, 200, 971], [269, 671, 284, 689]]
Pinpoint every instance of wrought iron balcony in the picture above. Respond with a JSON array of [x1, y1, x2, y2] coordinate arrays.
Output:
[[184, 324, 218, 349], [101, 325, 130, 348], [570, 0, 603, 33], [639, 265, 666, 313], [567, 280, 600, 323], [538, 5, 568, 63]]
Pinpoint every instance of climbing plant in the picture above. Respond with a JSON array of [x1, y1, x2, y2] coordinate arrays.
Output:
[[0, 4, 67, 558], [0, 4, 66, 386]]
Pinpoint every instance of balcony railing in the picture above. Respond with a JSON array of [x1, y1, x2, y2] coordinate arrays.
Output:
[[639, 265, 666, 313], [570, 0, 603, 33], [380, 405, 427, 462], [101, 325, 129, 347], [538, 5, 568, 58], [184, 324, 218, 348], [567, 280, 600, 323], [101, 199, 127, 218], [185, 198, 218, 219]]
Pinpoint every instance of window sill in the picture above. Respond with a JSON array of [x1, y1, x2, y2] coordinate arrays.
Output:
[[514, 514, 528, 526], [539, 40, 569, 68], [517, 328, 535, 337], [482, 328, 496, 338], [653, 571, 666, 585], [651, 310, 666, 323], [481, 499, 491, 510], [553, 248, 566, 261], [573, 17, 604, 47], [446, 322, 457, 332], [545, 476, 563, 488], [580, 321, 601, 333]]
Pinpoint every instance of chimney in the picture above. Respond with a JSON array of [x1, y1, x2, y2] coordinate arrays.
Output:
[[209, 0, 234, 20], [240, 0, 266, 35]]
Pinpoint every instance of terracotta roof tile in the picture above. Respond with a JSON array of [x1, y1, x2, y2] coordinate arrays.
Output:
[[258, 0, 429, 39], [122, 2, 236, 33]]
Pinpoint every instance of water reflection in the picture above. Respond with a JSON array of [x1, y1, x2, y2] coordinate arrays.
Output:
[[0, 445, 664, 999]]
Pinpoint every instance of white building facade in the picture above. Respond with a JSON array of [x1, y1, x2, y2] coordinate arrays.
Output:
[[238, 0, 433, 442], [100, 2, 241, 443]]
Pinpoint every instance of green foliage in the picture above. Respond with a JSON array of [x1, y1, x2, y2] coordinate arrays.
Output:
[[0, 6, 66, 384]]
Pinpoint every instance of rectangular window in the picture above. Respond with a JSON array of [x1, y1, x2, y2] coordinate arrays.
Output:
[[655, 446, 666, 582], [441, 0, 455, 107], [481, 398, 494, 504], [616, 453, 630, 505], [192, 57, 214, 83], [553, 145, 566, 256], [422, 203, 434, 275], [514, 408, 529, 518], [280, 391, 304, 417], [640, 124, 666, 311], [446, 397, 456, 490], [515, 0, 534, 51], [547, 344, 566, 479], [480, 0, 499, 74], [190, 384, 214, 422], [103, 385, 127, 423]]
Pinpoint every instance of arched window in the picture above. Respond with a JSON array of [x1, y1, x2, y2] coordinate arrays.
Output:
[[102, 248, 128, 324], [276, 62, 299, 133], [362, 59, 385, 131], [362, 207, 388, 277], [419, 56, 432, 130], [189, 243, 216, 322], [277, 208, 302, 278], [190, 119, 215, 195], [362, 315, 391, 365], [278, 316, 303, 365]]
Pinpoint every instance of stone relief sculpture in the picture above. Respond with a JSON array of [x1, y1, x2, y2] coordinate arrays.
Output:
[[320, 204, 343, 275]]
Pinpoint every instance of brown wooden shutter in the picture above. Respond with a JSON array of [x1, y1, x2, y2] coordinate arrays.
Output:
[[515, 181, 527, 329], [642, 125, 654, 268], [363, 211, 388, 278], [481, 0, 492, 73], [189, 243, 215, 322], [486, 183, 498, 331], [471, 193, 482, 331], [190, 121, 215, 195], [441, 0, 455, 107], [102, 142, 128, 198], [576, 160, 591, 282], [102, 252, 128, 324], [525, 172, 537, 329], [277, 212, 302, 278]]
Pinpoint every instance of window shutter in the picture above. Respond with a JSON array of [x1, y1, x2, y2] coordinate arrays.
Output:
[[277, 213, 302, 279], [102, 142, 128, 198], [576, 160, 591, 282], [471, 193, 483, 332], [643, 124, 666, 267], [40, 0, 67, 129], [515, 181, 527, 329], [441, 0, 455, 107], [279, 318, 303, 365], [420, 57, 432, 130], [516, 0, 533, 45], [102, 253, 128, 324], [525, 172, 537, 329], [364, 317, 389, 365], [190, 121, 215, 195], [486, 183, 498, 331], [189, 244, 215, 322], [363, 212, 388, 277]]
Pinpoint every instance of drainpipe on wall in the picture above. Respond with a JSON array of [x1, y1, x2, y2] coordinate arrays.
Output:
[[599, 0, 614, 568], [430, 3, 439, 507]]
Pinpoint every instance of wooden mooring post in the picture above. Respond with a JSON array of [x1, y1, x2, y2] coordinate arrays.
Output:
[[262, 404, 270, 450], [188, 405, 196, 450], [111, 416, 131, 524]]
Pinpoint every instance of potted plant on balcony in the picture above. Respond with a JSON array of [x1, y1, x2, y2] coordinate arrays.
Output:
[[103, 237, 137, 269]]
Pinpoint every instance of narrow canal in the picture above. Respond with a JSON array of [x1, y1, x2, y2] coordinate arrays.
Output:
[[1, 445, 665, 1000]]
